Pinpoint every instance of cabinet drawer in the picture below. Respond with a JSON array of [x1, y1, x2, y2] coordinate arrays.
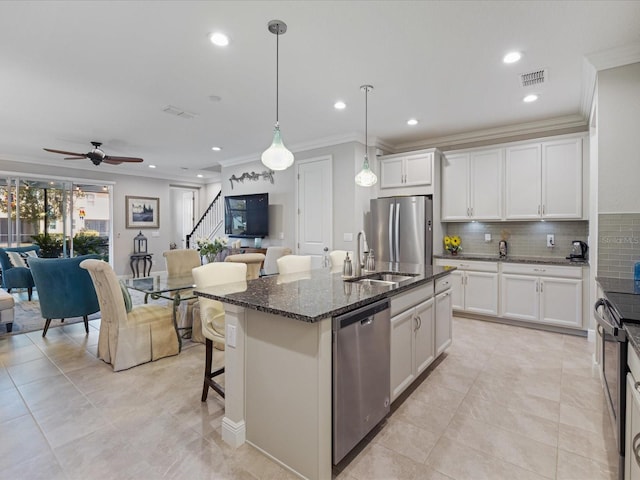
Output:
[[390, 282, 433, 317], [434, 258, 498, 273], [501, 263, 582, 279], [629, 346, 640, 381], [435, 275, 452, 294]]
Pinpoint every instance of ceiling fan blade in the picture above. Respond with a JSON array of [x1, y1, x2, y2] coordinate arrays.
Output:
[[103, 159, 123, 165], [64, 156, 87, 160], [104, 155, 144, 163], [44, 148, 86, 156]]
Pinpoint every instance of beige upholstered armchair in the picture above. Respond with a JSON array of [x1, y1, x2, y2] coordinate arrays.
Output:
[[276, 255, 312, 275], [224, 253, 265, 280], [262, 246, 292, 275], [80, 259, 179, 371], [163, 249, 201, 330]]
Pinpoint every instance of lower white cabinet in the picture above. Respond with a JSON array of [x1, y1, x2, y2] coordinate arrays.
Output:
[[435, 259, 498, 316], [390, 297, 434, 402], [500, 263, 582, 328], [435, 287, 453, 356], [627, 346, 640, 480]]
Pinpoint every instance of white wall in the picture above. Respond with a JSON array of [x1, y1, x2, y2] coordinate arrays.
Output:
[[219, 141, 375, 253], [597, 62, 640, 213]]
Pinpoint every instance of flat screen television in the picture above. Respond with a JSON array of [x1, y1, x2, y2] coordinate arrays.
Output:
[[224, 193, 269, 238]]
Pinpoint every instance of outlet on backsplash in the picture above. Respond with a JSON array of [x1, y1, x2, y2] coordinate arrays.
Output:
[[547, 234, 555, 248]]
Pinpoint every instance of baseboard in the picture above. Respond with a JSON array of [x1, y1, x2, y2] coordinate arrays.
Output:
[[587, 328, 596, 343], [222, 417, 246, 447]]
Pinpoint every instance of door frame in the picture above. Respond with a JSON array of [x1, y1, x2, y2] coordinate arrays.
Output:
[[295, 155, 333, 260]]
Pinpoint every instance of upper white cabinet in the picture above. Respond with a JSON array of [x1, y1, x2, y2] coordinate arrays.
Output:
[[505, 137, 583, 220], [441, 149, 502, 221], [380, 152, 433, 189], [441, 134, 585, 222]]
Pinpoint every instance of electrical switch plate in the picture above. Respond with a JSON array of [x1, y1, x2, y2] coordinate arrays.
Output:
[[151, 231, 160, 237], [547, 234, 555, 248], [485, 234, 491, 242], [227, 324, 237, 348]]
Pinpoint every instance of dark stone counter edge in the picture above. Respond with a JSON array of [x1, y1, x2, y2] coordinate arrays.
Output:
[[434, 254, 588, 267], [196, 270, 453, 323]]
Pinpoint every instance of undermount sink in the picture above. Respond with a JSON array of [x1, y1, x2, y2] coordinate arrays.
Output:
[[345, 272, 418, 287]]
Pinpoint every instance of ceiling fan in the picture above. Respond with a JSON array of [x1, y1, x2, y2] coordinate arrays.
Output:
[[43, 141, 144, 166]]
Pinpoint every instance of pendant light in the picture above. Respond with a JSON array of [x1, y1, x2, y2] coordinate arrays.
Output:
[[261, 20, 294, 171], [355, 84, 377, 187]]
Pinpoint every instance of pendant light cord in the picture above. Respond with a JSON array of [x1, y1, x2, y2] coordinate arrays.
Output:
[[276, 28, 279, 125], [364, 87, 368, 158]]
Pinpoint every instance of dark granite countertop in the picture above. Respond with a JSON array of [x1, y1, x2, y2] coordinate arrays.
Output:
[[434, 253, 588, 267], [194, 263, 454, 323]]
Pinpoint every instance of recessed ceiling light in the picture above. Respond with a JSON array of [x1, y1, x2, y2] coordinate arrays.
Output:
[[148, 164, 156, 169], [209, 32, 229, 47], [523, 94, 538, 103], [503, 51, 522, 64], [197, 174, 204, 178], [334, 101, 346, 110], [407, 118, 418, 126], [211, 146, 222, 151]]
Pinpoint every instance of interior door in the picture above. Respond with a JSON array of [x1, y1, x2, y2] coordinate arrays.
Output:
[[297, 156, 332, 267]]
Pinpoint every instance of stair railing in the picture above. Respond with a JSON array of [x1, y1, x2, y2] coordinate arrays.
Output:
[[186, 191, 224, 248]]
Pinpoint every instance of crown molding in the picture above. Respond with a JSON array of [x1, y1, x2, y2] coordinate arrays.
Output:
[[586, 42, 640, 72], [386, 114, 588, 153]]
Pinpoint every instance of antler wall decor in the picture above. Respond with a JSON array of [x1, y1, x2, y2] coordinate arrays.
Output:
[[229, 170, 275, 189]]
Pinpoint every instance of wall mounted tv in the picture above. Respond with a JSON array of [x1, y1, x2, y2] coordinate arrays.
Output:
[[224, 193, 269, 238]]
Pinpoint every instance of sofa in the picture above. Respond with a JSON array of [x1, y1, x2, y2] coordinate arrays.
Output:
[[0, 245, 40, 300]]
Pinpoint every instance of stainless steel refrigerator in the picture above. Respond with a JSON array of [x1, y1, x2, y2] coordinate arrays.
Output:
[[369, 195, 433, 265]]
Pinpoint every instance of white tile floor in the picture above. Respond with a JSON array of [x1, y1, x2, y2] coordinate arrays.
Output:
[[0, 317, 617, 480]]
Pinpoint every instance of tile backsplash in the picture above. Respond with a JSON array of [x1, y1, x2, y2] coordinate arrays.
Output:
[[443, 221, 589, 258], [598, 213, 640, 279]]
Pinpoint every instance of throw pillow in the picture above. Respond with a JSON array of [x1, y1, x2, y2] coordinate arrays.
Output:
[[7, 251, 26, 268], [119, 280, 133, 313], [23, 250, 38, 258]]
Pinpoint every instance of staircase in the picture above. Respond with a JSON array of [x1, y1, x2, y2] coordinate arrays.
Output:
[[186, 191, 224, 248]]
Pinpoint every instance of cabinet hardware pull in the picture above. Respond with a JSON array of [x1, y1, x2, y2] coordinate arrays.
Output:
[[414, 316, 419, 331], [417, 315, 422, 330], [633, 432, 640, 466], [470, 207, 473, 217], [542, 205, 545, 215], [536, 283, 538, 293], [540, 282, 544, 293], [635, 381, 640, 394]]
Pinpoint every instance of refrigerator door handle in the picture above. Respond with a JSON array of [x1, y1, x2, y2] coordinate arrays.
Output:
[[394, 202, 400, 262], [388, 203, 395, 263]]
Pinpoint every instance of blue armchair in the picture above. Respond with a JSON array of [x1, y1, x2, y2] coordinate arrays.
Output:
[[0, 245, 40, 300], [28, 254, 101, 337]]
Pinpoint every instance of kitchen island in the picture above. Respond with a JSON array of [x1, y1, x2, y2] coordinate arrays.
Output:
[[194, 263, 453, 480]]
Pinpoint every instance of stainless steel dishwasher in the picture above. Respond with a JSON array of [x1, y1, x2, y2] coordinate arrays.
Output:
[[333, 298, 390, 464]]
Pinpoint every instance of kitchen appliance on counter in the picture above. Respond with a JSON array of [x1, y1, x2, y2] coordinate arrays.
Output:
[[567, 240, 588, 261], [499, 240, 508, 258], [369, 195, 433, 265], [333, 299, 390, 464]]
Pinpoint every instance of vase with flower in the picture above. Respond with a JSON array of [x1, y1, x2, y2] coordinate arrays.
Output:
[[196, 236, 228, 263], [444, 235, 462, 256]]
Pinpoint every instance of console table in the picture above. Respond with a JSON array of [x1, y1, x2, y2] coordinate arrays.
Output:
[[129, 253, 153, 278]]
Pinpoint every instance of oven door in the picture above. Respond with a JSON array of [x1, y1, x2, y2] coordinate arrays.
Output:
[[595, 298, 627, 463]]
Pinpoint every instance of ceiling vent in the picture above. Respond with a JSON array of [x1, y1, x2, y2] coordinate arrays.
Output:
[[520, 68, 547, 87], [162, 105, 198, 119]]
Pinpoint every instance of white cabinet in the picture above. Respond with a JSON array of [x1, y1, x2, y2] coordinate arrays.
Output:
[[435, 259, 499, 316], [380, 152, 433, 189], [441, 149, 502, 221], [505, 137, 583, 220], [435, 276, 452, 356], [390, 297, 434, 402], [389, 276, 452, 404], [626, 347, 640, 480], [500, 263, 583, 328]]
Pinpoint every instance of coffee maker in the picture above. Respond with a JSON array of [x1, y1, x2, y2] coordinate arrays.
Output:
[[567, 240, 588, 261]]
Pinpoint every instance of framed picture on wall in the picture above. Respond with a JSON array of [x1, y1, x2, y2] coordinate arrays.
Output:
[[125, 196, 159, 229]]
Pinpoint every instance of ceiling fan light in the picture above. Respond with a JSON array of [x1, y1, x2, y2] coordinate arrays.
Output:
[[355, 156, 378, 187], [261, 125, 294, 171]]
